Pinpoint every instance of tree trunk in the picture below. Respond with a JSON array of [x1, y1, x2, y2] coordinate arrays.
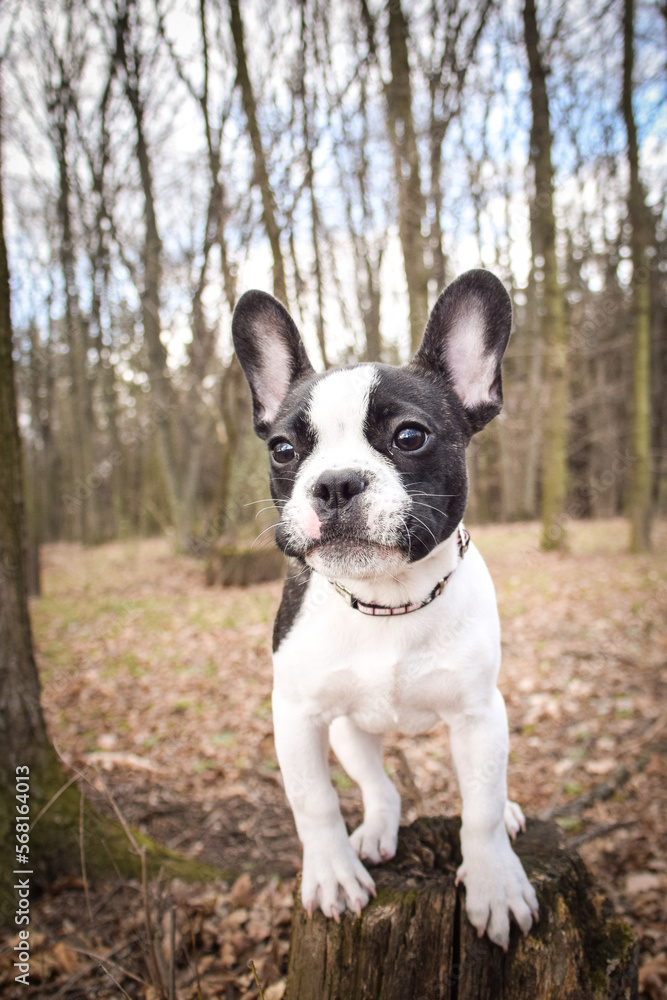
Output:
[[523, 0, 569, 552], [522, 274, 544, 518], [285, 817, 638, 1000], [55, 108, 98, 545], [427, 0, 493, 297], [298, 0, 328, 369], [87, 109, 123, 541], [217, 353, 249, 532], [229, 0, 288, 306], [622, 0, 653, 553], [385, 0, 430, 352], [333, 68, 384, 363], [428, 95, 447, 295], [360, 241, 383, 364], [0, 117, 50, 783]]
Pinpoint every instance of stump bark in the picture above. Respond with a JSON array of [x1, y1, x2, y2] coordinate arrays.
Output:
[[285, 817, 638, 1000], [204, 544, 285, 586]]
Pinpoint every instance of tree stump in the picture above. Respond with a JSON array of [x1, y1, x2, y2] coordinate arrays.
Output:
[[204, 543, 285, 586], [285, 817, 638, 1000]]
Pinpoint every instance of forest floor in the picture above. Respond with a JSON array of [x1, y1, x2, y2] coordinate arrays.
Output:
[[1, 518, 666, 999]]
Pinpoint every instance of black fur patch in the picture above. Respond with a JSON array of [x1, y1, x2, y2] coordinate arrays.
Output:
[[273, 560, 312, 652], [365, 365, 469, 561]]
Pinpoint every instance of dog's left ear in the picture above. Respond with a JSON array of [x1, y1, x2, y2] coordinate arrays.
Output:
[[232, 290, 315, 439], [412, 269, 512, 435]]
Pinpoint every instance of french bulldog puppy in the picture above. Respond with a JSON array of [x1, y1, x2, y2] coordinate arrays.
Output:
[[232, 269, 538, 949]]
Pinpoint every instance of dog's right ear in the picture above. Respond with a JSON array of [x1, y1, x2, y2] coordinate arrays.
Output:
[[232, 291, 315, 439], [411, 269, 512, 436]]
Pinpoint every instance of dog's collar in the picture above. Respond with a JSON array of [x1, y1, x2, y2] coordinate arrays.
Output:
[[328, 526, 470, 617]]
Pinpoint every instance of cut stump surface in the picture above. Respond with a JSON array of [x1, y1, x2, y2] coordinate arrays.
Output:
[[285, 816, 638, 1000]]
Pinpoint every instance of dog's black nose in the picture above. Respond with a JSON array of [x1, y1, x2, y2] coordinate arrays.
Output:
[[312, 469, 367, 511]]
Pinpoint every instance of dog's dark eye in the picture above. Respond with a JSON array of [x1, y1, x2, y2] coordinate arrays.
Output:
[[271, 440, 297, 464], [393, 426, 428, 452]]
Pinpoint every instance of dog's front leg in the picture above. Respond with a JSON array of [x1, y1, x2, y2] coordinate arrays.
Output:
[[273, 690, 376, 919], [450, 688, 539, 949]]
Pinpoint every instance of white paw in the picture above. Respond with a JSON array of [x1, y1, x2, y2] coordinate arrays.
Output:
[[350, 811, 399, 865], [301, 837, 376, 919], [456, 832, 539, 950], [504, 800, 526, 841]]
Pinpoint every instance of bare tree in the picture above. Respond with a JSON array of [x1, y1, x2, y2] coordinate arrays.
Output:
[[36, 2, 102, 543], [523, 0, 569, 551], [296, 0, 328, 367], [228, 0, 288, 305], [156, 0, 243, 541], [622, 0, 653, 552], [0, 82, 50, 799], [383, 0, 430, 351], [111, 0, 214, 551], [425, 0, 494, 292]]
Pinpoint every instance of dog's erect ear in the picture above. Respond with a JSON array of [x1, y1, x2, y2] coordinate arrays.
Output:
[[232, 291, 315, 439], [412, 269, 512, 435]]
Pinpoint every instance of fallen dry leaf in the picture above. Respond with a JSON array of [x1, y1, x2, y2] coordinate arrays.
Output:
[[584, 758, 616, 775], [230, 873, 255, 909], [50, 942, 79, 974], [639, 952, 667, 1000], [626, 873, 664, 895], [264, 980, 287, 1000]]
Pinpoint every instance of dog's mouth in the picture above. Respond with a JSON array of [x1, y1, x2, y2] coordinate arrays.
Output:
[[307, 536, 396, 555], [304, 535, 405, 580]]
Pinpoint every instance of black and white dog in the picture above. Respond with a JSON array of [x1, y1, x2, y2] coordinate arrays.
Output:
[[232, 269, 538, 949]]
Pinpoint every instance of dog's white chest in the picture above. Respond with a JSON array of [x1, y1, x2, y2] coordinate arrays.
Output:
[[272, 560, 497, 734], [314, 652, 443, 735]]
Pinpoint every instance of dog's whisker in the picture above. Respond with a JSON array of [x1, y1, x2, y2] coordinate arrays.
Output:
[[407, 490, 459, 499], [411, 499, 446, 517], [244, 498, 287, 507], [397, 513, 413, 561], [288, 558, 312, 579], [409, 513, 439, 548], [250, 522, 280, 548], [255, 506, 279, 518]]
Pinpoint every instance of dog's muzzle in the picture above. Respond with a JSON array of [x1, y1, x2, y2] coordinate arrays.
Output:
[[311, 468, 368, 517]]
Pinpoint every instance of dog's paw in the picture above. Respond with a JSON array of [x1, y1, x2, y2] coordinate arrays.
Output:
[[350, 811, 399, 865], [456, 834, 539, 950], [504, 800, 526, 840], [301, 839, 376, 919]]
